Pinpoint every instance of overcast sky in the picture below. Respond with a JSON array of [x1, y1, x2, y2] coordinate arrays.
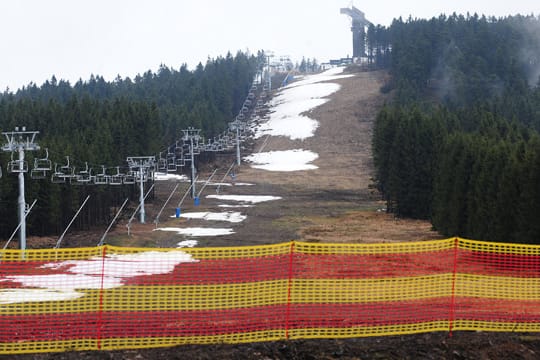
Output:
[[0, 0, 537, 91]]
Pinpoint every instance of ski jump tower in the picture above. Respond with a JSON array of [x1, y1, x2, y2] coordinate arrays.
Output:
[[340, 6, 372, 58]]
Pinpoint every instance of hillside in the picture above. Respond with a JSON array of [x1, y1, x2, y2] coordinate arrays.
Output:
[[81, 66, 440, 250], [8, 66, 540, 360]]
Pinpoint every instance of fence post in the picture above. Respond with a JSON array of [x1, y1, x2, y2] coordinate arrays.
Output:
[[449, 237, 459, 337], [285, 241, 295, 339], [97, 245, 107, 350]]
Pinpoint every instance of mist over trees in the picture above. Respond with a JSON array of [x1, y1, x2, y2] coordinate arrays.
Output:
[[370, 14, 540, 243], [0, 50, 261, 239]]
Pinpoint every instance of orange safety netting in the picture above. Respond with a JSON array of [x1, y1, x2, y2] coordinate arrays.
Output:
[[0, 238, 539, 354]]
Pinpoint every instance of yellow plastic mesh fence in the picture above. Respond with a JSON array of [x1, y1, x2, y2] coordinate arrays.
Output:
[[0, 238, 539, 354]]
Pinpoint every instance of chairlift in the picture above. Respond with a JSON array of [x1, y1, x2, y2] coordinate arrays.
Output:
[[34, 148, 52, 171], [51, 163, 66, 184], [59, 156, 75, 179], [30, 168, 47, 180], [75, 162, 92, 183], [110, 167, 124, 185], [166, 154, 177, 172], [123, 170, 136, 185], [7, 152, 28, 173], [175, 156, 186, 167], [94, 165, 110, 185], [212, 140, 224, 152], [31, 157, 48, 179], [157, 152, 167, 171], [191, 141, 201, 155]]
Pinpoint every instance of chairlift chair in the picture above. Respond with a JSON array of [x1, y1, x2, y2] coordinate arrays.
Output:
[[59, 156, 75, 180], [7, 152, 28, 173], [213, 141, 224, 152], [30, 158, 47, 179], [123, 170, 136, 185], [30, 168, 47, 180], [94, 165, 110, 185], [175, 156, 186, 167], [110, 167, 124, 185], [157, 152, 167, 172], [75, 162, 92, 184], [166, 154, 177, 172], [51, 163, 66, 184], [34, 148, 52, 171], [191, 141, 201, 155]]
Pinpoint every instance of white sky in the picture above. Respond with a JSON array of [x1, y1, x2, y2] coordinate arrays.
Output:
[[0, 0, 537, 91]]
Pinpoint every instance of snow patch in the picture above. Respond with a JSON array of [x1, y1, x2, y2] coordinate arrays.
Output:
[[207, 195, 282, 203], [154, 172, 188, 181], [156, 227, 235, 237], [0, 250, 198, 304], [254, 72, 343, 140], [285, 67, 354, 88], [244, 149, 318, 172], [173, 211, 246, 223], [177, 240, 198, 248]]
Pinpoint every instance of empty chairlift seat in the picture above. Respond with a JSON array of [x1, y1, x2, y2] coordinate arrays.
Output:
[[110, 167, 124, 185], [94, 166, 110, 185], [75, 162, 92, 184]]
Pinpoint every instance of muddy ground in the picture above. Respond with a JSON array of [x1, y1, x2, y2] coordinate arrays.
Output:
[[6, 67, 540, 359]]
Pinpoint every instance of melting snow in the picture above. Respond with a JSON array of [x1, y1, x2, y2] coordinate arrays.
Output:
[[205, 182, 255, 187], [156, 227, 235, 237], [254, 67, 350, 140], [0, 250, 198, 304], [173, 211, 247, 223], [244, 149, 318, 172], [207, 195, 282, 203], [284, 67, 354, 88], [177, 240, 198, 248], [154, 172, 188, 181]]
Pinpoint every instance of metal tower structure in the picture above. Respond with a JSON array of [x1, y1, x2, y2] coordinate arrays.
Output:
[[182, 127, 201, 199], [340, 6, 372, 58], [229, 119, 246, 166], [1, 127, 40, 250], [126, 156, 155, 224]]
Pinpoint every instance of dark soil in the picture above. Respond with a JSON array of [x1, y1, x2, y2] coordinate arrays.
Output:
[[4, 333, 540, 359]]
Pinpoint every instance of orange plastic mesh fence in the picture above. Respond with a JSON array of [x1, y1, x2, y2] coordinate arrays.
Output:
[[0, 238, 539, 354]]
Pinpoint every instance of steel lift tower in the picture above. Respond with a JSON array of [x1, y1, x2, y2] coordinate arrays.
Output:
[[126, 156, 155, 224], [340, 6, 372, 58], [2, 127, 40, 251]]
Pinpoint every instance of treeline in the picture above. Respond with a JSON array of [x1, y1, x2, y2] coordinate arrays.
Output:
[[370, 14, 540, 243], [0, 50, 261, 239]]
